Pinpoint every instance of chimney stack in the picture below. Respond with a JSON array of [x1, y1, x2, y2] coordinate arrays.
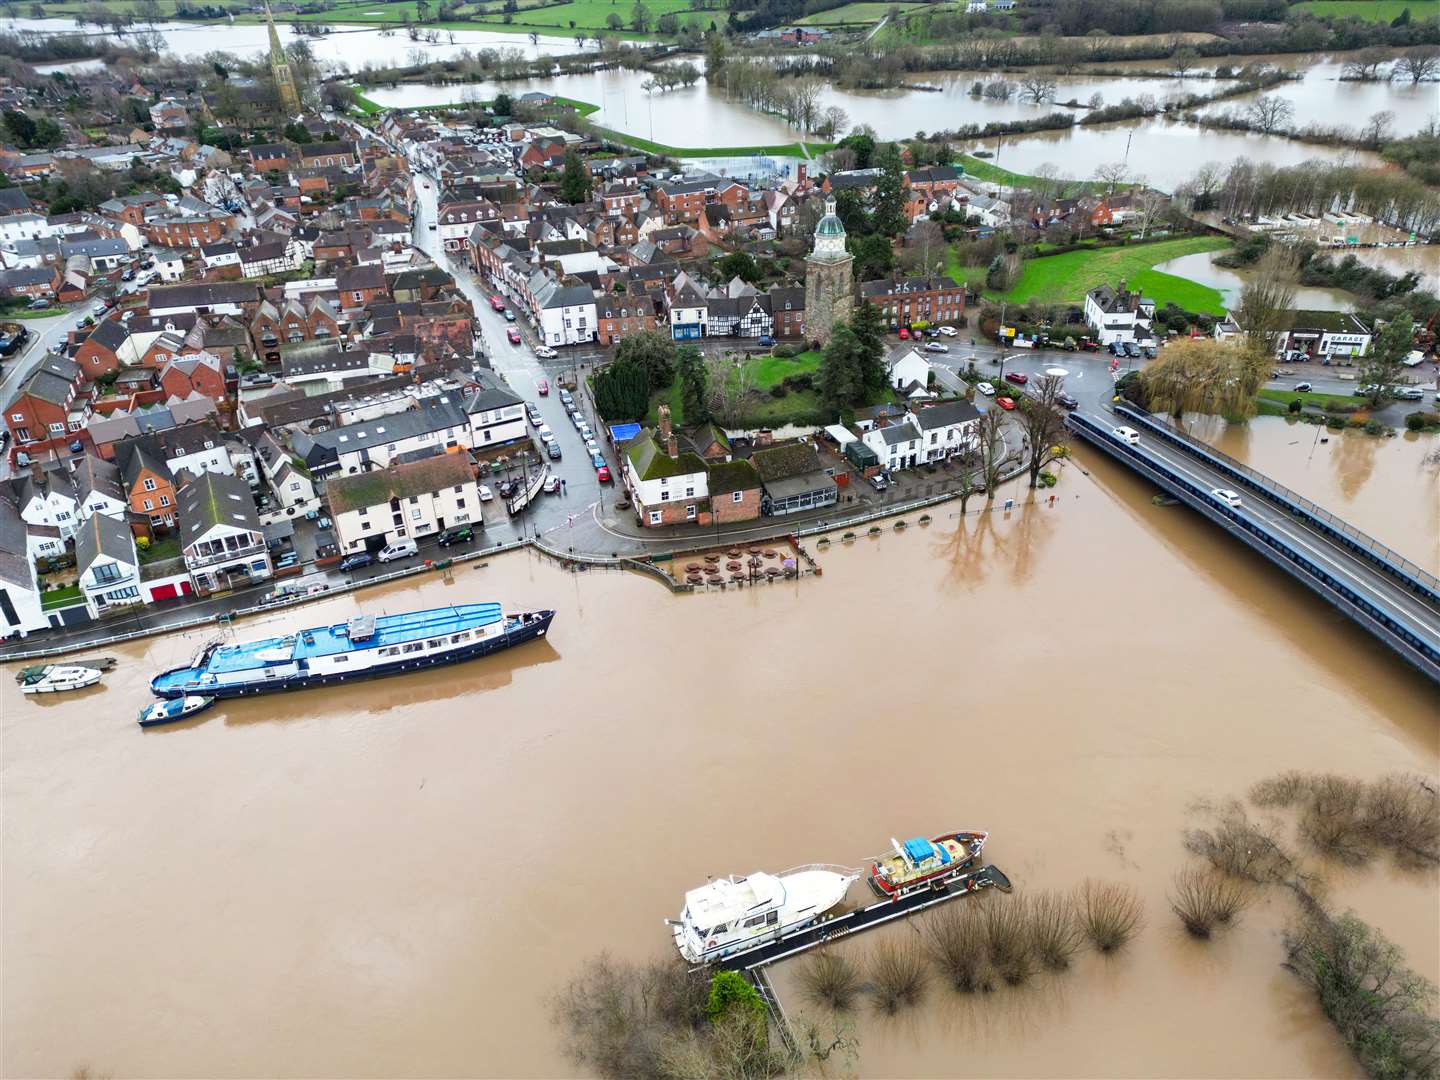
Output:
[[797, 163, 807, 188], [657, 403, 678, 458], [756, 428, 773, 447]]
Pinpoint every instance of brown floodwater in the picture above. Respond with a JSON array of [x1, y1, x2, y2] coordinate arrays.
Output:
[[3, 427, 1437, 1079]]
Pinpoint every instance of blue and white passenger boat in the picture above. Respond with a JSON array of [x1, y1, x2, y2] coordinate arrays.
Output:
[[150, 603, 554, 700]]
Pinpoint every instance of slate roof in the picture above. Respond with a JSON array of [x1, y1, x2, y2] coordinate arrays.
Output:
[[310, 397, 469, 456], [877, 421, 920, 446], [148, 282, 260, 310], [177, 470, 260, 548], [0, 493, 35, 590], [9, 354, 78, 408], [912, 399, 981, 430], [325, 453, 474, 515], [72, 453, 125, 507], [75, 511, 135, 574]]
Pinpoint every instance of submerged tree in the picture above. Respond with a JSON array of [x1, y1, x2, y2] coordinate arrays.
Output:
[[1139, 338, 1269, 422], [1019, 374, 1069, 488], [1356, 314, 1416, 407]]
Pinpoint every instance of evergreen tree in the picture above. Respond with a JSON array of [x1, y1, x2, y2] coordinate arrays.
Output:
[[560, 149, 592, 205], [614, 329, 676, 390], [850, 299, 888, 393], [871, 144, 908, 237], [676, 345, 709, 423], [817, 324, 864, 411], [593, 360, 651, 421]]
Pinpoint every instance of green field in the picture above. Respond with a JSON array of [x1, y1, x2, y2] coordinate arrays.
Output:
[[271, 0, 716, 36], [1294, 0, 1440, 20], [1257, 388, 1366, 409], [588, 121, 833, 158], [956, 155, 1101, 194], [651, 350, 825, 427], [942, 248, 991, 291], [999, 236, 1231, 306], [796, 1, 922, 25], [1128, 267, 1226, 315]]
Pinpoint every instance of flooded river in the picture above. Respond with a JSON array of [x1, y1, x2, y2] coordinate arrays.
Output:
[[4, 422, 1436, 1078]]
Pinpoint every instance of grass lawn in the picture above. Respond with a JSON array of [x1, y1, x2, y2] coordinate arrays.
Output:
[[1294, 0, 1439, 20], [271, 0, 712, 35], [1128, 267, 1226, 316], [999, 236, 1231, 306], [40, 584, 83, 612], [1257, 388, 1366, 409], [649, 350, 832, 427], [957, 155, 1100, 194], [589, 121, 834, 158], [138, 537, 182, 565], [797, 1, 922, 23], [943, 247, 991, 291], [351, 89, 385, 115]]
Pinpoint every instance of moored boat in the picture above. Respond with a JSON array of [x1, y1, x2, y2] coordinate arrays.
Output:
[[137, 695, 216, 728], [149, 602, 554, 700], [17, 665, 104, 694], [668, 864, 859, 965], [869, 831, 989, 898]]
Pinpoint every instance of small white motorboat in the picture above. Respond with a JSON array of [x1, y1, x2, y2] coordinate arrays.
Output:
[[17, 665, 103, 694], [137, 695, 216, 728]]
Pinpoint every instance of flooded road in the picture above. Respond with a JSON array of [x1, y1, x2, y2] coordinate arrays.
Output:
[[4, 424, 1435, 1078]]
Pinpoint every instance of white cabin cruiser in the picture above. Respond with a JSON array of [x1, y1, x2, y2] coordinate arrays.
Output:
[[669, 865, 859, 965], [17, 664, 103, 694]]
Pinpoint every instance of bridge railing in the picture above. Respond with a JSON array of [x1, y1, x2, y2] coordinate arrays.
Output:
[[1067, 412, 1438, 675], [1114, 404, 1440, 599]]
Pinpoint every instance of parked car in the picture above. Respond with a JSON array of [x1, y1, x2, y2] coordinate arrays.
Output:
[[757, 335, 776, 347], [1396, 386, 1424, 400], [535, 345, 557, 359], [1123, 342, 1142, 358], [427, 223, 437, 230], [478, 484, 494, 502], [1005, 371, 1028, 385], [938, 325, 958, 337], [503, 309, 516, 322], [339, 552, 373, 572], [547, 442, 562, 460], [538, 423, 553, 440], [506, 327, 521, 345], [489, 295, 506, 312], [26, 298, 50, 310], [378, 538, 418, 563], [571, 410, 584, 427], [1143, 345, 1157, 359], [996, 396, 1016, 410], [976, 381, 996, 396], [558, 389, 573, 405], [1057, 393, 1079, 410], [925, 342, 949, 353], [590, 451, 606, 470], [868, 474, 888, 492], [68, 439, 84, 453], [585, 438, 599, 454], [1294, 382, 1313, 392], [1210, 488, 1243, 508], [596, 465, 612, 483], [543, 476, 562, 494], [1108, 342, 1124, 357], [537, 378, 549, 396], [437, 525, 475, 547], [898, 327, 910, 339], [1079, 338, 1101, 352]]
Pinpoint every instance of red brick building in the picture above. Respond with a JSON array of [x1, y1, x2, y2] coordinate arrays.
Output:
[[158, 351, 228, 402], [71, 318, 129, 378], [143, 210, 235, 249], [858, 275, 966, 328], [4, 354, 87, 459], [596, 295, 658, 345], [298, 141, 357, 169]]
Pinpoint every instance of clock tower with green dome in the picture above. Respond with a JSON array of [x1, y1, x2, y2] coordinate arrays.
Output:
[[804, 196, 854, 344]]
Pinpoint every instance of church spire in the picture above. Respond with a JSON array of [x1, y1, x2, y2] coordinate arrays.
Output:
[[265, 0, 301, 117]]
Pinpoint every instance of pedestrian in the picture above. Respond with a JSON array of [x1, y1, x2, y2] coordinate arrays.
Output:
[[561, 478, 566, 493]]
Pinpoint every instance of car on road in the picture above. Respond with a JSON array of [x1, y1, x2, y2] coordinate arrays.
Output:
[[489, 295, 506, 312], [1057, 392, 1079, 410], [976, 381, 995, 396], [1143, 345, 1157, 359], [542, 476, 562, 494], [1005, 371, 1028, 385], [925, 342, 949, 353], [596, 465, 612, 483], [537, 378, 549, 395], [1123, 342, 1142, 359], [378, 539, 418, 563], [1396, 386, 1425, 400], [506, 327, 521, 345], [547, 442, 562, 460], [535, 345, 557, 359], [898, 327, 910, 339], [1113, 426, 1141, 445], [996, 396, 1016, 410], [1294, 382, 1313, 392], [590, 451, 606, 470], [1210, 488, 1243, 508], [868, 474, 887, 492], [1357, 383, 1382, 396], [758, 335, 776, 347], [478, 484, 494, 502], [339, 552, 373, 572], [503, 309, 516, 322], [938, 325, 958, 337], [438, 525, 476, 547]]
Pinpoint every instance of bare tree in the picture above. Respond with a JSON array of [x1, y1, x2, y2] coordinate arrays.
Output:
[[901, 218, 944, 275], [1170, 47, 1199, 78], [1019, 74, 1057, 104], [1395, 47, 1440, 85], [977, 408, 1007, 499], [1093, 161, 1129, 194], [1133, 188, 1168, 239], [1247, 94, 1295, 134], [1028, 162, 1062, 202], [1236, 246, 1300, 360], [1359, 110, 1395, 148], [814, 105, 848, 141], [1340, 46, 1389, 81], [1020, 375, 1069, 489]]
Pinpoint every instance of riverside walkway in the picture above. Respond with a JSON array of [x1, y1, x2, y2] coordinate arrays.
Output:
[[1066, 404, 1440, 683]]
